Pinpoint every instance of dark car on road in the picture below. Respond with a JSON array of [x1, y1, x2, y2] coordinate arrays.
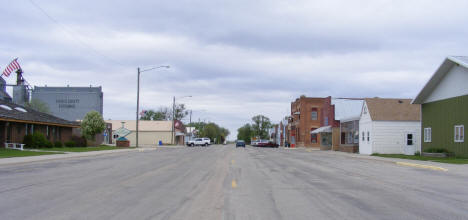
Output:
[[256, 141, 279, 148], [236, 140, 246, 148]]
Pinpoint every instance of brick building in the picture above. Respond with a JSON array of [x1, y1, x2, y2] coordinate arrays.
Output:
[[289, 96, 326, 147], [0, 100, 80, 145]]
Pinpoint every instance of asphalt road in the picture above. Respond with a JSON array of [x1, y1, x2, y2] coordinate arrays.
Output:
[[1, 145, 467, 220]]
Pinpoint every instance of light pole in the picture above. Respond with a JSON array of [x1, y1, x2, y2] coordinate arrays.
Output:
[[172, 95, 192, 145], [136, 65, 170, 148]]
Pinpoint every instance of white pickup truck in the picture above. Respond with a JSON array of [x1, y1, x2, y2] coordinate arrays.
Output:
[[186, 138, 210, 147]]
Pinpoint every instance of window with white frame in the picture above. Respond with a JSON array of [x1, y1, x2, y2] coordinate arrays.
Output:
[[362, 132, 365, 141], [454, 125, 464, 142], [367, 131, 370, 142], [424, 127, 431, 142]]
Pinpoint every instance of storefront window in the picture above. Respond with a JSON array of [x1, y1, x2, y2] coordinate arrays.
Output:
[[341, 120, 359, 145]]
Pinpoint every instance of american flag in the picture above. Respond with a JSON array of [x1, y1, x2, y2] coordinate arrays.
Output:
[[2, 58, 21, 77]]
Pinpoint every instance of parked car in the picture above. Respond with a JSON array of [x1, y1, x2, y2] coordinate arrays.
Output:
[[236, 140, 246, 148], [202, 137, 211, 145], [257, 141, 279, 148], [186, 138, 210, 147]]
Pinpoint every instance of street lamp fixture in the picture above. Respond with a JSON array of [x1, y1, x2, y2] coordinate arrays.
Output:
[[136, 65, 170, 148]]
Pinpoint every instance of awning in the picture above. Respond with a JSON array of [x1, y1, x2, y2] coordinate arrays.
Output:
[[310, 126, 332, 134]]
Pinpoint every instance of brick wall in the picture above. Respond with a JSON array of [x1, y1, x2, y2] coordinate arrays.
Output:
[[290, 96, 325, 147], [0, 121, 75, 146]]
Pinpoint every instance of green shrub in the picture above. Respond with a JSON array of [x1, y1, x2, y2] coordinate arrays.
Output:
[[44, 141, 53, 148], [64, 141, 76, 147], [424, 148, 449, 153], [54, 141, 63, 148], [71, 136, 87, 147], [23, 134, 34, 148], [32, 132, 48, 148], [23, 132, 49, 148]]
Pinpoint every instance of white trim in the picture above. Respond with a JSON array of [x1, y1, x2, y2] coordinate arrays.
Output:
[[454, 125, 464, 143], [424, 127, 432, 142], [406, 133, 414, 146], [413, 56, 468, 104]]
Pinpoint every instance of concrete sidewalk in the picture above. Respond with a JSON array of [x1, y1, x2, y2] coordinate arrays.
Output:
[[0, 148, 138, 166]]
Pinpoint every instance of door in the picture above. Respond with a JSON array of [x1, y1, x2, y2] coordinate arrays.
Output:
[[404, 132, 415, 155]]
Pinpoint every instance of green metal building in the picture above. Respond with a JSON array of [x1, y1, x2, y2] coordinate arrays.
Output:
[[413, 56, 468, 157]]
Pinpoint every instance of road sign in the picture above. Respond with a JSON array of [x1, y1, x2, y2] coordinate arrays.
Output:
[[114, 127, 131, 138]]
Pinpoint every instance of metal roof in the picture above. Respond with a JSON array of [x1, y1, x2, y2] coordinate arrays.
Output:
[[311, 126, 331, 134], [413, 56, 468, 104], [332, 98, 364, 121], [0, 100, 79, 127]]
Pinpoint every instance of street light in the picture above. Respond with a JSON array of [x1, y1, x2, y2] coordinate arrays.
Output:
[[172, 95, 192, 145], [136, 65, 170, 148]]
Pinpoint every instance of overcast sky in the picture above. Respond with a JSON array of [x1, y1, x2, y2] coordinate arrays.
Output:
[[1, 0, 468, 139]]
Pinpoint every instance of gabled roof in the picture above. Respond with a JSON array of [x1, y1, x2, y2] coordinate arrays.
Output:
[[0, 100, 79, 127], [412, 56, 468, 104], [365, 98, 420, 121]]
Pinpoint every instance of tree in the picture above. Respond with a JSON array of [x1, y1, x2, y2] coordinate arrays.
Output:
[[172, 103, 189, 120], [251, 115, 272, 139], [140, 107, 171, 120], [81, 111, 106, 142], [219, 127, 230, 143], [25, 99, 50, 113], [202, 123, 219, 143], [237, 123, 252, 144], [188, 121, 229, 144]]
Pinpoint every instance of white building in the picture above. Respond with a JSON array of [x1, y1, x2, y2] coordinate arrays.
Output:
[[359, 98, 421, 155]]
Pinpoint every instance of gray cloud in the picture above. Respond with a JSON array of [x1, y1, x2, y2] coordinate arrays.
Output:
[[1, 0, 468, 139]]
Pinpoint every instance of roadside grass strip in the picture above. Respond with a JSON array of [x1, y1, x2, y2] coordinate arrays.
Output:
[[396, 161, 448, 172], [0, 148, 63, 158]]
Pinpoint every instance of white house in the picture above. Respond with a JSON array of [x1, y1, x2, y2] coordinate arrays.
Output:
[[359, 98, 421, 155]]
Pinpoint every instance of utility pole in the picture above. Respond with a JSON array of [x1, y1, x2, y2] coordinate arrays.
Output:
[[135, 65, 169, 148], [189, 110, 192, 141], [172, 96, 175, 145], [136, 67, 140, 148]]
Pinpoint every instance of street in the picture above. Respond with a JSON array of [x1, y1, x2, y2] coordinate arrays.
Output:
[[1, 145, 467, 220]]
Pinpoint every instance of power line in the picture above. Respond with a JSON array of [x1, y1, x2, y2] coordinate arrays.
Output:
[[28, 0, 126, 67]]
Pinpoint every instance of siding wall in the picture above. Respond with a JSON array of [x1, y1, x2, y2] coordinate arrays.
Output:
[[114, 131, 172, 146], [422, 95, 468, 157], [372, 121, 421, 154], [359, 102, 373, 154]]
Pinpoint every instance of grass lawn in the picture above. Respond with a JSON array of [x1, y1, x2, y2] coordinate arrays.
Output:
[[43, 146, 130, 152], [0, 148, 62, 158], [372, 154, 468, 164]]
